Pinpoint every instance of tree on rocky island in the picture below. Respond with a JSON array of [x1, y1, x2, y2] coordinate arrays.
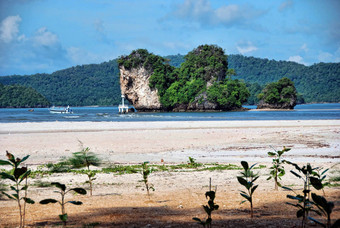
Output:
[[257, 77, 297, 109], [118, 44, 250, 112]]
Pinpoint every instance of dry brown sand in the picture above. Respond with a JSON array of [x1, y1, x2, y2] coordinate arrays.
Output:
[[0, 120, 339, 227]]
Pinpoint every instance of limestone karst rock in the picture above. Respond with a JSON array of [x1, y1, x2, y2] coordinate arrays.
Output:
[[119, 65, 162, 111]]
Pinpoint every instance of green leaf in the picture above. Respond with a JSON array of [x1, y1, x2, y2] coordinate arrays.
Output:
[[0, 172, 15, 182], [240, 193, 251, 202], [311, 193, 330, 213], [21, 185, 28, 191], [1, 191, 16, 200], [67, 201, 83, 205], [252, 176, 259, 183], [249, 163, 257, 169], [266, 176, 272, 180], [240, 200, 247, 204], [51, 182, 66, 192], [19, 170, 31, 183], [267, 152, 276, 156], [23, 197, 35, 204], [296, 209, 304, 218], [0, 160, 13, 166], [308, 217, 325, 227], [10, 186, 18, 192], [59, 213, 68, 222], [310, 177, 323, 190], [192, 217, 202, 223], [321, 168, 329, 175], [70, 188, 87, 195], [241, 161, 248, 171], [290, 170, 302, 179], [287, 195, 303, 201], [40, 198, 58, 204], [17, 155, 30, 166], [237, 176, 248, 187], [251, 185, 258, 194]]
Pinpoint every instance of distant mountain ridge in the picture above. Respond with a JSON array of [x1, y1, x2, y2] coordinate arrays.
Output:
[[0, 54, 339, 106]]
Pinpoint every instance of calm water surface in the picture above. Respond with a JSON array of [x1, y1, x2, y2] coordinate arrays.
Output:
[[0, 103, 339, 123]]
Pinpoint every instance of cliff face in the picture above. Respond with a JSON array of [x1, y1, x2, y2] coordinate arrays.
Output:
[[119, 66, 162, 111]]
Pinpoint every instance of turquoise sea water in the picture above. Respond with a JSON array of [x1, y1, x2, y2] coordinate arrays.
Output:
[[0, 103, 339, 123]]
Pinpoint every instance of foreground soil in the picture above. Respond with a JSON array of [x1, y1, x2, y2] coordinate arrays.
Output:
[[1, 163, 339, 228]]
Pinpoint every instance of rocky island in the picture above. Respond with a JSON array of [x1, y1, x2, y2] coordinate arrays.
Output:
[[118, 45, 249, 112], [257, 77, 297, 109]]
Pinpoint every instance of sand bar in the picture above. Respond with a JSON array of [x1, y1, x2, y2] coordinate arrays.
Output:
[[0, 120, 339, 164]]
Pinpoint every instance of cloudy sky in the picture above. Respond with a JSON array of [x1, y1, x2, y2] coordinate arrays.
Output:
[[0, 0, 339, 75]]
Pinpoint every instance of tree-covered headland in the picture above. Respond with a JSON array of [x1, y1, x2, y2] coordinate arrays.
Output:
[[0, 83, 50, 108], [118, 45, 250, 111]]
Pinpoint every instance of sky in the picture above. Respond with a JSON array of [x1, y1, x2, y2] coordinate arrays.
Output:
[[0, 0, 339, 76]]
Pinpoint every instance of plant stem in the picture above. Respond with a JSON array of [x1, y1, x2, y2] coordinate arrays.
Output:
[[61, 191, 66, 227], [23, 175, 28, 228], [16, 181, 23, 228]]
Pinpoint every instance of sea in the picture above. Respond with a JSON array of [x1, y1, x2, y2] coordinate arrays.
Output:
[[0, 103, 339, 123]]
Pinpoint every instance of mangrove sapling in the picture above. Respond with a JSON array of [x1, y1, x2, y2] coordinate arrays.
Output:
[[267, 146, 290, 190], [193, 178, 219, 228], [67, 146, 101, 196], [0, 151, 35, 228], [237, 161, 259, 218], [39, 182, 87, 227], [283, 163, 319, 228], [308, 193, 340, 228], [140, 162, 155, 198]]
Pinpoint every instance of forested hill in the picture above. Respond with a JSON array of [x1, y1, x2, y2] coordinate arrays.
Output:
[[227, 55, 340, 103], [166, 54, 340, 103], [0, 54, 339, 106], [0, 60, 121, 106]]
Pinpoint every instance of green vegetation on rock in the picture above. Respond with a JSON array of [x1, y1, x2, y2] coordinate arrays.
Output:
[[257, 77, 297, 109], [119, 45, 249, 111]]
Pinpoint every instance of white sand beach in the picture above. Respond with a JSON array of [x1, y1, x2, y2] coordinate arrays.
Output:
[[1, 120, 339, 164]]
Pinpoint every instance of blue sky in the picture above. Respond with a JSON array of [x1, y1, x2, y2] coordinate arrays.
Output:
[[0, 0, 339, 75]]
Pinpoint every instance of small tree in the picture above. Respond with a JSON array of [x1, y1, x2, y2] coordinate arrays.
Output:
[[237, 161, 259, 218], [267, 146, 290, 190], [284, 163, 319, 228], [39, 182, 87, 227], [67, 146, 101, 196], [140, 162, 155, 198], [0, 151, 35, 228], [193, 178, 219, 228], [309, 193, 340, 228]]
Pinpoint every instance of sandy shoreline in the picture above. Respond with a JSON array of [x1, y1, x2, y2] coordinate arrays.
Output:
[[1, 120, 339, 164]]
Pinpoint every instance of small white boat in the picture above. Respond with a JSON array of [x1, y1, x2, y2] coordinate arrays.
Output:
[[49, 105, 73, 114]]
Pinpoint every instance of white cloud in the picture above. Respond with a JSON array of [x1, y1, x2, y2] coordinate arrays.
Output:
[[0, 15, 22, 43], [318, 52, 333, 62], [236, 41, 258, 54], [279, 0, 294, 12], [33, 27, 58, 46], [288, 55, 306, 65], [301, 43, 308, 52], [171, 0, 264, 28], [67, 46, 103, 65]]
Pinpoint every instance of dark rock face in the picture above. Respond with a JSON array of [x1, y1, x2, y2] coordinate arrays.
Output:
[[257, 98, 296, 109]]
